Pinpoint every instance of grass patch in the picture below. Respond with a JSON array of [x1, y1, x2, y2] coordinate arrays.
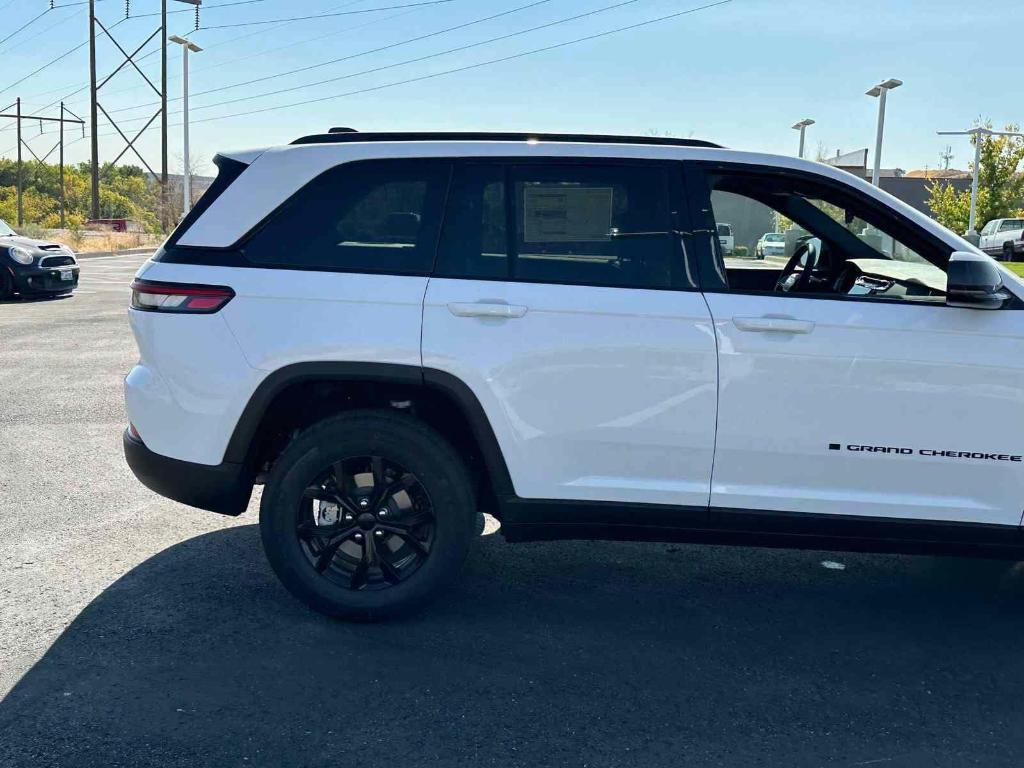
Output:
[[1003, 262, 1024, 278]]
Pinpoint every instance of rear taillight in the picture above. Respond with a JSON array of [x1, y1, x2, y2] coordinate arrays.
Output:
[[130, 279, 234, 313]]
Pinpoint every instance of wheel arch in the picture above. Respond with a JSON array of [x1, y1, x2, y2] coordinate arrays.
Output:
[[225, 362, 514, 514]]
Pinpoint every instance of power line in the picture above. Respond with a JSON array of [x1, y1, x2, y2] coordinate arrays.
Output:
[[63, 0, 728, 131], [105, 0, 554, 116], [0, 17, 128, 99], [6, 0, 394, 118], [8, 0, 731, 160], [195, 0, 456, 30], [184, 0, 732, 126], [195, 0, 640, 110], [0, 41, 90, 98], [0, 8, 51, 51], [0, 4, 83, 56]]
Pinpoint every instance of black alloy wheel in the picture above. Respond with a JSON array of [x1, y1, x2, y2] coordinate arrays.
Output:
[[297, 455, 435, 591], [259, 409, 476, 620]]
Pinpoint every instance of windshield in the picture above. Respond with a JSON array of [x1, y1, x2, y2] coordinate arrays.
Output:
[[764, 233, 784, 242], [717, 224, 731, 236], [0, 219, 15, 237]]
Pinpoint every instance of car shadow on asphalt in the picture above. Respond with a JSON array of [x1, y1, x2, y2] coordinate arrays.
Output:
[[3, 524, 1024, 768]]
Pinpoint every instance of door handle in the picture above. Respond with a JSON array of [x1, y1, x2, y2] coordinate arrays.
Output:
[[447, 301, 528, 319], [733, 316, 814, 334]]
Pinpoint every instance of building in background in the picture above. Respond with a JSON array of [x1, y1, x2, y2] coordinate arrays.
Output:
[[822, 149, 972, 218]]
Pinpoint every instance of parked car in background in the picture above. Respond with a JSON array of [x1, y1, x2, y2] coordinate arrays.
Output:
[[0, 218, 79, 299], [755, 232, 786, 259], [86, 217, 145, 233], [979, 218, 1024, 261], [717, 222, 734, 255]]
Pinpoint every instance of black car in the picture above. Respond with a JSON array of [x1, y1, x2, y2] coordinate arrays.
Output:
[[0, 218, 80, 299]]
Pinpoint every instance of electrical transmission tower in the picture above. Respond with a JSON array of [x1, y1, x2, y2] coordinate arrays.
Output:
[[88, 0, 201, 229], [0, 98, 84, 228]]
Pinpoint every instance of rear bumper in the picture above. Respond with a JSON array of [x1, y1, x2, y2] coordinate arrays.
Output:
[[123, 429, 253, 516]]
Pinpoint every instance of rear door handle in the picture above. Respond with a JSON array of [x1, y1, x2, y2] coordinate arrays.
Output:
[[733, 316, 814, 334], [447, 301, 528, 319]]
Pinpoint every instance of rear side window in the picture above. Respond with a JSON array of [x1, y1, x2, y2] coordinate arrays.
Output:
[[437, 162, 678, 289], [244, 160, 449, 274]]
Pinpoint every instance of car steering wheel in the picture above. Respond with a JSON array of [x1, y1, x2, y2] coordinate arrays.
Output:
[[774, 240, 819, 293]]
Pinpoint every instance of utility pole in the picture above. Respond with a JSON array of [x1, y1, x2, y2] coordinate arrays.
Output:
[[88, 0, 200, 230], [0, 100, 84, 228], [15, 98, 22, 227], [60, 103, 65, 228], [89, 0, 100, 220], [161, 0, 168, 228], [937, 126, 1024, 240]]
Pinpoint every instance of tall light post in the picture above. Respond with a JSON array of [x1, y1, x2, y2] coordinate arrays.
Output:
[[792, 119, 815, 158], [169, 34, 202, 217], [866, 78, 902, 186], [937, 126, 1024, 239]]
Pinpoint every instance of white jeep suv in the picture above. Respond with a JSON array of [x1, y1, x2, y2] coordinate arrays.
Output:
[[124, 131, 1024, 620]]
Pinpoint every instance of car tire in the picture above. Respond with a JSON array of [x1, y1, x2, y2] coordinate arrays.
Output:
[[1004, 242, 1017, 262], [259, 408, 476, 621]]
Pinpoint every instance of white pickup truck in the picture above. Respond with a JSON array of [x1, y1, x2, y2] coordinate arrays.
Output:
[[979, 218, 1024, 261]]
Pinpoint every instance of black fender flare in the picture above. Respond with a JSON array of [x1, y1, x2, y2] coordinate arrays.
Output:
[[223, 362, 515, 497]]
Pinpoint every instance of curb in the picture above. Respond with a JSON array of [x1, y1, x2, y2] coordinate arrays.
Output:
[[74, 248, 157, 260]]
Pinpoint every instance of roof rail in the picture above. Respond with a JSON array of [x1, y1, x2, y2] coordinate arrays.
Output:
[[290, 131, 721, 149]]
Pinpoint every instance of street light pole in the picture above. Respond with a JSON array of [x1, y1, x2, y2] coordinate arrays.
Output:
[[866, 78, 902, 186], [791, 119, 815, 158], [937, 126, 1024, 239], [169, 35, 202, 218]]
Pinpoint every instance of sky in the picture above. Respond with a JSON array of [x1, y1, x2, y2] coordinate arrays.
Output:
[[0, 0, 1019, 176]]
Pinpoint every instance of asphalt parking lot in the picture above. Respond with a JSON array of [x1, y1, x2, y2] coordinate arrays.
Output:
[[3, 253, 1024, 767]]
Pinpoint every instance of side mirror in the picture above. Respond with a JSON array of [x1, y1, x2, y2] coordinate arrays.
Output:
[[946, 251, 1009, 309]]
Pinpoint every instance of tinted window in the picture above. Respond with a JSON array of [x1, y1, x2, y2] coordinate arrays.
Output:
[[435, 164, 507, 279], [437, 163, 677, 289], [245, 160, 449, 273], [511, 164, 675, 288], [999, 220, 1024, 232]]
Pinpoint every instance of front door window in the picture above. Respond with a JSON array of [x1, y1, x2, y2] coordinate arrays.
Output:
[[705, 173, 949, 305]]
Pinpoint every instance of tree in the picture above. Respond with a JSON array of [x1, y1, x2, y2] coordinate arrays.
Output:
[[0, 158, 162, 232], [928, 121, 1024, 233]]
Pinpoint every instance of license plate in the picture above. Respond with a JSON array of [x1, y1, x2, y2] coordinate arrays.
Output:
[[59, 269, 73, 281]]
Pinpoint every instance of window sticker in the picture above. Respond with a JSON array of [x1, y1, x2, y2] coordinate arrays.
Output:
[[522, 185, 613, 243]]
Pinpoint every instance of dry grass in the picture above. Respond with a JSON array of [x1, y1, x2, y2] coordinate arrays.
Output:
[[44, 230, 163, 254]]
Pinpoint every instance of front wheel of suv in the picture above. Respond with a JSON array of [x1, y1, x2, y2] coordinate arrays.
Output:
[[259, 409, 476, 621]]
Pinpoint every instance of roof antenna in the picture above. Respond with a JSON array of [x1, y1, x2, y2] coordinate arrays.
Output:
[[329, 127, 358, 134]]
